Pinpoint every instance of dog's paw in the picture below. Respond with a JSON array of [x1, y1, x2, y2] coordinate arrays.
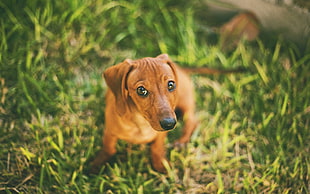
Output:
[[152, 159, 170, 174], [173, 137, 190, 149], [173, 141, 186, 148]]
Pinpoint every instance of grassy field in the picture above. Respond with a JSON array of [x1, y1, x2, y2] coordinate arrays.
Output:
[[1, 0, 309, 193]]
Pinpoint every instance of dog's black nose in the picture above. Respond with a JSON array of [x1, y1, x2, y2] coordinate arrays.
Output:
[[160, 118, 177, 130]]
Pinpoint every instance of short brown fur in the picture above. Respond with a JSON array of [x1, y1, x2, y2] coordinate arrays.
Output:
[[91, 54, 240, 173]]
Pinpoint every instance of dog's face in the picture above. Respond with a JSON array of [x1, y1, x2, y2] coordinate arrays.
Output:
[[104, 54, 178, 131], [127, 57, 178, 131]]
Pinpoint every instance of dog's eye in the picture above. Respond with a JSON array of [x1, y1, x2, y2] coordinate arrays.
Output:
[[136, 86, 149, 97], [167, 81, 176, 92]]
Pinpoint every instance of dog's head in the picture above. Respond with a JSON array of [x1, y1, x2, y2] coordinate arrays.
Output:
[[103, 54, 178, 131]]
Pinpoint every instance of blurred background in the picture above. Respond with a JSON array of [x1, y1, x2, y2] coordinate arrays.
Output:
[[0, 0, 309, 193], [202, 0, 310, 49]]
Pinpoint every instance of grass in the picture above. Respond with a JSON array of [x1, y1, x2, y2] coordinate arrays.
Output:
[[0, 0, 309, 193]]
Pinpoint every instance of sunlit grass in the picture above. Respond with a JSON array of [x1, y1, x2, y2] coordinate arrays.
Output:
[[0, 0, 309, 193]]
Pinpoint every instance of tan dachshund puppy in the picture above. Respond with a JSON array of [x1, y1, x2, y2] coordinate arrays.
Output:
[[91, 54, 242, 173]]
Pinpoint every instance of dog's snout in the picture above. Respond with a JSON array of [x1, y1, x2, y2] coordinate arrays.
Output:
[[160, 117, 177, 131]]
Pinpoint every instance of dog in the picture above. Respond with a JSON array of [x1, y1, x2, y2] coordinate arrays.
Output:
[[91, 54, 243, 173]]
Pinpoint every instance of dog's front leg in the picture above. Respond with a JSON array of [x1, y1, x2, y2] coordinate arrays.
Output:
[[175, 110, 198, 146], [90, 130, 118, 172], [150, 132, 169, 173]]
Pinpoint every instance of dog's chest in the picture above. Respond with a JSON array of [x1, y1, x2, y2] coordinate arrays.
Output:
[[119, 113, 158, 144]]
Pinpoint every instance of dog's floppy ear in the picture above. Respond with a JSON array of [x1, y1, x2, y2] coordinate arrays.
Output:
[[103, 59, 134, 115], [156, 53, 169, 61]]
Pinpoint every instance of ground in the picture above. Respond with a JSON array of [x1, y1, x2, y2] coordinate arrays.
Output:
[[0, 0, 309, 193]]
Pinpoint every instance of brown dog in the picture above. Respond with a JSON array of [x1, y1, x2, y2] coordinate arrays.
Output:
[[91, 54, 242, 173]]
